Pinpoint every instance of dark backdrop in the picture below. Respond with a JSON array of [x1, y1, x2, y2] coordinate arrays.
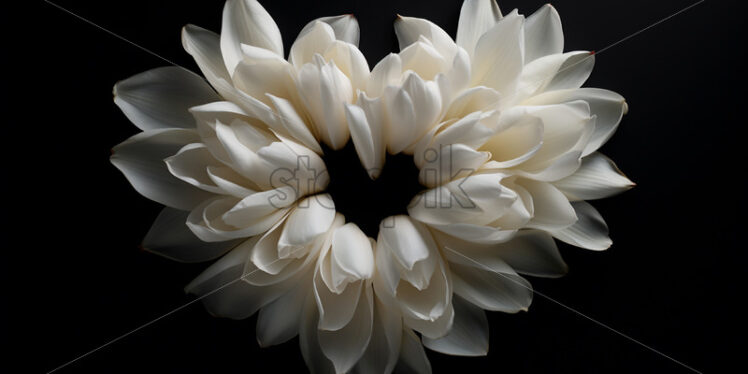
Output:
[[3, 0, 744, 372]]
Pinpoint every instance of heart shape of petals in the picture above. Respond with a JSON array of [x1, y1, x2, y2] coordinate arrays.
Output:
[[111, 0, 633, 372]]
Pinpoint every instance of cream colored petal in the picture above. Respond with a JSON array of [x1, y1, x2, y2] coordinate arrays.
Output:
[[318, 283, 374, 374], [165, 143, 224, 194], [517, 179, 577, 231], [110, 129, 214, 210], [142, 207, 241, 263], [471, 11, 525, 98], [220, 0, 283, 75], [456, 0, 502, 58], [554, 152, 634, 201], [422, 295, 488, 356], [552, 201, 612, 250], [366, 53, 402, 97], [395, 16, 458, 61], [522, 88, 627, 156], [113, 67, 220, 131], [256, 281, 307, 347], [524, 4, 564, 62], [299, 15, 360, 46], [289, 21, 336, 68]]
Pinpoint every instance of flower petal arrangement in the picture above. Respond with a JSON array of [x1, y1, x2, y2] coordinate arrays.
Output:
[[110, 0, 633, 372]]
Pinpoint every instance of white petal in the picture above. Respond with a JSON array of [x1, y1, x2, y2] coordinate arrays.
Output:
[[299, 15, 360, 46], [207, 166, 257, 198], [113, 67, 219, 131], [378, 216, 432, 272], [186, 195, 289, 242], [395, 329, 432, 374], [471, 11, 525, 98], [315, 269, 363, 330], [345, 96, 385, 179], [142, 207, 241, 262], [450, 260, 533, 313], [354, 297, 403, 374], [220, 0, 283, 75], [428, 223, 516, 245], [456, 0, 502, 58], [481, 115, 544, 168], [516, 51, 593, 100], [185, 237, 294, 319], [331, 223, 375, 283], [422, 295, 488, 356], [517, 179, 577, 230], [318, 283, 374, 374], [444, 86, 501, 120], [266, 94, 322, 154], [289, 21, 336, 68], [182, 24, 232, 87], [523, 4, 564, 63], [222, 187, 296, 228], [554, 152, 634, 201], [366, 53, 402, 97], [111, 129, 214, 210], [552, 201, 612, 250], [402, 298, 453, 339], [256, 281, 307, 347], [232, 56, 296, 106], [495, 230, 568, 278], [522, 88, 627, 156], [299, 289, 336, 373], [384, 86, 416, 154], [418, 144, 490, 188], [297, 56, 353, 150], [323, 40, 370, 92], [394, 16, 457, 61], [398, 39, 450, 81], [408, 173, 518, 227], [165, 143, 224, 194], [278, 194, 336, 257], [386, 73, 442, 153]]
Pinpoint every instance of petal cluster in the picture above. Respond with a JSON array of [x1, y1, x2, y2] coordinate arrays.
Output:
[[110, 0, 633, 372]]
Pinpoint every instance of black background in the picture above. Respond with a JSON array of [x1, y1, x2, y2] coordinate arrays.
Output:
[[2, 0, 744, 372]]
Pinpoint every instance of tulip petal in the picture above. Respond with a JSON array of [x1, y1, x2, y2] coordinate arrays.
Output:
[[450, 260, 532, 313], [495, 230, 568, 278], [354, 297, 403, 374], [522, 88, 627, 156], [422, 295, 488, 356], [345, 95, 385, 179], [554, 152, 634, 201], [185, 237, 295, 319], [220, 0, 283, 75], [517, 179, 577, 231], [523, 4, 563, 62], [256, 280, 308, 347], [471, 11, 525, 98], [142, 207, 241, 262], [552, 201, 612, 250], [318, 283, 374, 374], [111, 129, 215, 210], [113, 67, 220, 131], [456, 0, 503, 58], [395, 16, 457, 60], [299, 15, 360, 46], [165, 143, 224, 194], [299, 290, 336, 373], [395, 329, 432, 374]]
